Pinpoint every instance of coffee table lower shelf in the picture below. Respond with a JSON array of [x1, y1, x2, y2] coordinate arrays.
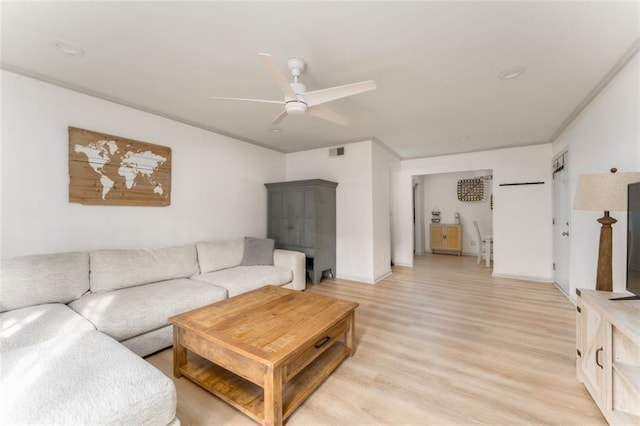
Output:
[[178, 342, 350, 424]]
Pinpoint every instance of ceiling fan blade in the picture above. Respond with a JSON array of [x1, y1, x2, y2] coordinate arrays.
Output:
[[209, 96, 284, 105], [271, 110, 288, 126], [302, 80, 376, 107], [307, 105, 350, 126], [258, 53, 297, 100]]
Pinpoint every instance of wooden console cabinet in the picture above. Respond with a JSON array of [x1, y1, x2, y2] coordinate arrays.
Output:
[[576, 289, 640, 425], [429, 224, 462, 256]]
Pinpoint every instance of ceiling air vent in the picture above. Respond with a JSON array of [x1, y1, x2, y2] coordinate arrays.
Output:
[[329, 147, 345, 157]]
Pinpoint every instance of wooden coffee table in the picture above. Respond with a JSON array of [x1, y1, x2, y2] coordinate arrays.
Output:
[[169, 285, 358, 426]]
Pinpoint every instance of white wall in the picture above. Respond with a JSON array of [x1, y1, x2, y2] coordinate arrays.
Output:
[[392, 144, 553, 282], [1, 71, 285, 257], [372, 142, 398, 280], [420, 170, 493, 256], [286, 140, 398, 283], [553, 53, 640, 299]]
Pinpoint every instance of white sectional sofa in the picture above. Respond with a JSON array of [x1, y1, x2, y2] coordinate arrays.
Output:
[[0, 237, 305, 425]]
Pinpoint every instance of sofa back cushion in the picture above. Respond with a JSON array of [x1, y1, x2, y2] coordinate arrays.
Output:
[[0, 252, 90, 313], [90, 244, 199, 292], [196, 238, 244, 273]]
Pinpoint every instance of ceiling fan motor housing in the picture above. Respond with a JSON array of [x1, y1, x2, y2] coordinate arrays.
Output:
[[289, 81, 306, 96], [286, 81, 308, 114]]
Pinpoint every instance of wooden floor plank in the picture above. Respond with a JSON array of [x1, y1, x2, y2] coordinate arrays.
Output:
[[147, 254, 605, 425]]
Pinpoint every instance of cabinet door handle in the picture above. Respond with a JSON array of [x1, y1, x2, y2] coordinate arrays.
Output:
[[595, 347, 604, 369]]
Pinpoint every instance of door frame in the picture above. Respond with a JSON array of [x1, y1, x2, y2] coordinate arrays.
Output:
[[552, 150, 571, 296]]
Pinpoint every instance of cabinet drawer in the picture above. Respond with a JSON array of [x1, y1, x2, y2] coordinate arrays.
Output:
[[577, 290, 640, 425], [283, 316, 349, 381]]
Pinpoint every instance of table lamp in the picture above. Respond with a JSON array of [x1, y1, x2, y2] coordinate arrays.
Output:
[[574, 168, 640, 291]]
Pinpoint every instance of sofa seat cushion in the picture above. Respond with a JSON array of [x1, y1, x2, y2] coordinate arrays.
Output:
[[69, 278, 227, 341], [0, 252, 89, 313], [0, 330, 176, 425], [90, 244, 199, 292], [0, 304, 95, 352], [121, 325, 174, 358], [193, 265, 292, 297]]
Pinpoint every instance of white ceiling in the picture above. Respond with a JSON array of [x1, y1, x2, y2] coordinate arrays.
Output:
[[2, 1, 639, 159]]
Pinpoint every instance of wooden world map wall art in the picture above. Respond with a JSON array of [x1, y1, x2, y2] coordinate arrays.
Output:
[[69, 127, 171, 206]]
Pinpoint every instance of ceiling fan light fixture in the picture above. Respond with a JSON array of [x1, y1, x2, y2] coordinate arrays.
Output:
[[498, 67, 525, 80], [285, 101, 307, 115]]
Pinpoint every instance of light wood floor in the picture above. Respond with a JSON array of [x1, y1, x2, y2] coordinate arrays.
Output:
[[147, 255, 605, 425]]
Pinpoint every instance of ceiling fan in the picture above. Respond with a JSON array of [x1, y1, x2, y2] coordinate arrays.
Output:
[[209, 53, 376, 127]]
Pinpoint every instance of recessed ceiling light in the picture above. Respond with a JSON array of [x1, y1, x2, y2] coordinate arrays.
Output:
[[269, 127, 282, 133], [498, 67, 525, 80], [54, 40, 85, 57]]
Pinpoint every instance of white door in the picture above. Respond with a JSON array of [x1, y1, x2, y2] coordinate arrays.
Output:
[[552, 153, 570, 295]]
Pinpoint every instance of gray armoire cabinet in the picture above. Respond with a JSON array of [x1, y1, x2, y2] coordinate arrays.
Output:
[[265, 179, 337, 284]]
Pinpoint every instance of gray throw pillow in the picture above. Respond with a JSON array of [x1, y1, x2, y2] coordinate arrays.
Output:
[[241, 237, 275, 266]]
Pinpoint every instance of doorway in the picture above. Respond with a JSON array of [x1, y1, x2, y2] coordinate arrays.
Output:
[[552, 151, 570, 296], [413, 180, 425, 254], [416, 170, 493, 259]]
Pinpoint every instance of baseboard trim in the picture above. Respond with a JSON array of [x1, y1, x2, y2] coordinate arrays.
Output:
[[374, 270, 392, 283], [492, 272, 552, 284], [552, 281, 573, 302], [336, 273, 375, 284]]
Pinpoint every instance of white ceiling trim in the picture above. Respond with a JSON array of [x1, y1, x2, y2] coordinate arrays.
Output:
[[549, 38, 640, 143]]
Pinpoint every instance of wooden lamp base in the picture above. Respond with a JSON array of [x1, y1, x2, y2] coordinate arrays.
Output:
[[595, 211, 616, 291]]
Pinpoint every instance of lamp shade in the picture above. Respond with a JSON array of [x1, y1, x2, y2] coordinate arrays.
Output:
[[574, 171, 640, 211]]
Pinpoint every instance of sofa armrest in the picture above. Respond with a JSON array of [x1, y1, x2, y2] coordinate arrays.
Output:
[[273, 249, 306, 291]]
